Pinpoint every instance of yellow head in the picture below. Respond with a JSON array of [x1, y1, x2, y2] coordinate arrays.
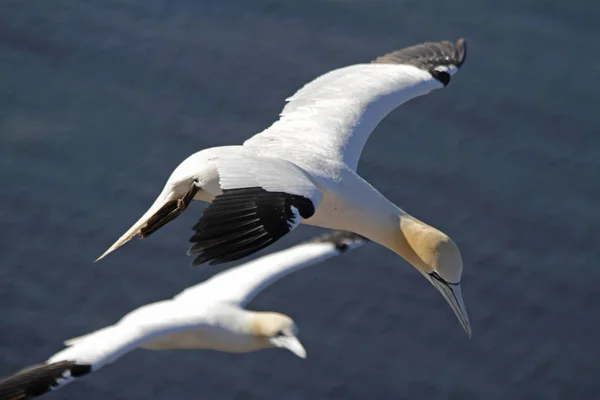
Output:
[[250, 312, 307, 358], [395, 216, 471, 337]]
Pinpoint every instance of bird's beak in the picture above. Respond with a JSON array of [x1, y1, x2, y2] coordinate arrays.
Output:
[[95, 182, 200, 262], [427, 275, 472, 338], [95, 191, 175, 262], [270, 336, 307, 359]]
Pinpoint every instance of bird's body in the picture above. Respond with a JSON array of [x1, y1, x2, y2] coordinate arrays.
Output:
[[97, 40, 468, 264], [53, 303, 260, 358], [167, 144, 398, 240], [96, 39, 472, 336], [0, 231, 367, 399]]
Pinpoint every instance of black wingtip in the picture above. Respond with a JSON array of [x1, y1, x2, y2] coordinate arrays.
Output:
[[306, 230, 369, 252], [455, 38, 467, 68], [372, 38, 468, 72], [0, 362, 91, 400]]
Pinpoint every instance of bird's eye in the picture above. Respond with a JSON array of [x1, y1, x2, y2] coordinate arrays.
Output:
[[275, 330, 286, 337]]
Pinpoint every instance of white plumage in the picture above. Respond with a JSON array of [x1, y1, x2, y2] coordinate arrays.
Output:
[[0, 232, 367, 398], [246, 63, 444, 170], [96, 39, 471, 336], [215, 155, 323, 203]]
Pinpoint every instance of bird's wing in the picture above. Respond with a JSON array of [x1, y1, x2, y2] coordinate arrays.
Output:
[[187, 155, 324, 266], [177, 231, 368, 307], [18, 301, 213, 394], [244, 39, 467, 171], [0, 361, 90, 400]]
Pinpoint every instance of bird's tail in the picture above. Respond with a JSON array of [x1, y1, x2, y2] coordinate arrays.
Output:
[[0, 361, 91, 400]]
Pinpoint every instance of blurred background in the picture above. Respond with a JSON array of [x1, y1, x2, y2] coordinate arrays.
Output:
[[0, 0, 598, 399]]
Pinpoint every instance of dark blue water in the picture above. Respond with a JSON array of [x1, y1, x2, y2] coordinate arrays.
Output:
[[1, 1, 599, 399]]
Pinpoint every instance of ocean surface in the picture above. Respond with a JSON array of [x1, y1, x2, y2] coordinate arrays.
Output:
[[1, 1, 598, 399]]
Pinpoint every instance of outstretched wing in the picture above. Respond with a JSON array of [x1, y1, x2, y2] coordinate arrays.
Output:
[[188, 156, 323, 266], [244, 39, 467, 170], [178, 231, 368, 307]]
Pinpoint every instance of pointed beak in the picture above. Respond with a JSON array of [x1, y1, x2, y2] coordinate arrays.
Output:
[[427, 275, 472, 338], [270, 336, 307, 359], [95, 232, 137, 262], [95, 192, 175, 262]]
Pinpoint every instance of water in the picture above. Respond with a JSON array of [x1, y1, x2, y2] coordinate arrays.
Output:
[[0, 1, 598, 398]]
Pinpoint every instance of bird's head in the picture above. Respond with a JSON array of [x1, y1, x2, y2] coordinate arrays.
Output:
[[394, 216, 471, 337], [250, 312, 307, 358]]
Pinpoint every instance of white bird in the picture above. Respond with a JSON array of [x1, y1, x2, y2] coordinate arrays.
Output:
[[0, 231, 367, 399], [97, 39, 471, 336]]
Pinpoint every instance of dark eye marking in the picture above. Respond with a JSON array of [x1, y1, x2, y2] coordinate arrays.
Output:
[[428, 271, 459, 286], [429, 70, 450, 86]]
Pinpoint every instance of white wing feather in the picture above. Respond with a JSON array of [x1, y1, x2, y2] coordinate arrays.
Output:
[[176, 232, 368, 307], [216, 155, 323, 202], [244, 63, 443, 170]]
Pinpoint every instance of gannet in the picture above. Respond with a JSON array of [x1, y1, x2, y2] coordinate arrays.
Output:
[[97, 39, 471, 336], [0, 231, 367, 399]]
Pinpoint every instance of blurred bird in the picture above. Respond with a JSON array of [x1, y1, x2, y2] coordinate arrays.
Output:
[[97, 39, 471, 336], [0, 231, 367, 400]]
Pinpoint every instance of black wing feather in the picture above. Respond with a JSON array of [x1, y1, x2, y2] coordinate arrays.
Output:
[[372, 38, 466, 69], [0, 362, 91, 400], [372, 38, 467, 86], [188, 187, 315, 266]]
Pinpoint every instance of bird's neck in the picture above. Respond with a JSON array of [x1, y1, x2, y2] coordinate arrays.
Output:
[[312, 173, 431, 270], [354, 209, 438, 272]]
